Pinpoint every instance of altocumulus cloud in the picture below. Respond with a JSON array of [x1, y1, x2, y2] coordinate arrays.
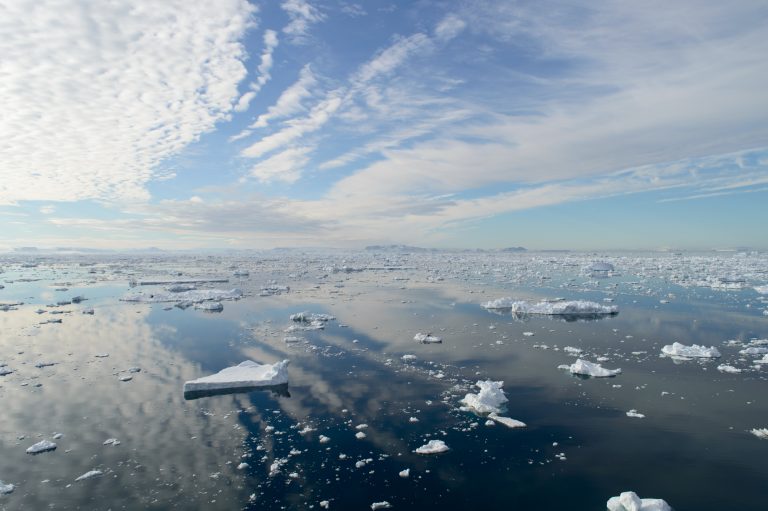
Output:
[[0, 0, 256, 205]]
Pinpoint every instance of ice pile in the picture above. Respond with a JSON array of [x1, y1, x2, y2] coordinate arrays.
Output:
[[607, 491, 671, 511], [414, 439, 449, 454], [121, 288, 243, 304], [183, 360, 289, 393], [460, 380, 508, 414], [565, 359, 621, 377], [661, 342, 721, 359], [482, 298, 618, 316], [414, 332, 442, 343]]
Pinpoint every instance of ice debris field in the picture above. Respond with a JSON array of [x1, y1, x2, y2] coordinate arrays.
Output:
[[1, 249, 768, 510]]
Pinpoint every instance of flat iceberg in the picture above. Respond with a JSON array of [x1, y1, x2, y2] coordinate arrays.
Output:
[[607, 491, 671, 511], [460, 380, 508, 414], [414, 439, 449, 454], [567, 359, 621, 377], [488, 413, 526, 428], [75, 470, 103, 482], [661, 342, 721, 359], [482, 298, 618, 316], [121, 288, 243, 304], [183, 360, 289, 394], [26, 440, 57, 454]]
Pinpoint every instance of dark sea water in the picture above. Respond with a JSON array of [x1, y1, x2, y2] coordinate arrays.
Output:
[[1, 252, 767, 510]]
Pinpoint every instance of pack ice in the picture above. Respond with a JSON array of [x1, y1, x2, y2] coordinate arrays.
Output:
[[607, 491, 671, 511], [661, 342, 721, 359], [183, 360, 289, 393], [482, 298, 618, 316], [566, 359, 621, 377]]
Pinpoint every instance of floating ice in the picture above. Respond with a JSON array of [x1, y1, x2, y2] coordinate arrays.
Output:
[[121, 288, 242, 304], [717, 364, 742, 374], [399, 469, 410, 478], [414, 439, 449, 454], [460, 380, 508, 414], [607, 491, 671, 511], [0, 481, 14, 494], [626, 410, 645, 418], [75, 470, 103, 482], [754, 285, 768, 294], [165, 283, 196, 292], [355, 432, 366, 439], [750, 428, 768, 439], [661, 342, 721, 359], [414, 333, 442, 343], [567, 359, 621, 377], [194, 301, 223, 312], [482, 298, 618, 316], [370, 502, 392, 510], [290, 312, 335, 323], [0, 367, 12, 376], [183, 360, 289, 393], [103, 438, 120, 446], [488, 413, 526, 428], [26, 440, 57, 454], [739, 347, 768, 356]]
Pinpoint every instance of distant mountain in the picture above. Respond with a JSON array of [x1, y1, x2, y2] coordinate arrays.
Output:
[[365, 245, 434, 252], [500, 246, 527, 252]]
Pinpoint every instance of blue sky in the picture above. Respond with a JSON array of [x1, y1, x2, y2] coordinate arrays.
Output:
[[1, 0, 767, 250]]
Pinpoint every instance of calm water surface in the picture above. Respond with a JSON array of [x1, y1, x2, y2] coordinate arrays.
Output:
[[1, 253, 766, 510]]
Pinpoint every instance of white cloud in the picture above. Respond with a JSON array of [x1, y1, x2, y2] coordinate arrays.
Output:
[[0, 0, 256, 205], [434, 14, 466, 42], [251, 65, 317, 128], [250, 146, 312, 184], [282, 0, 325, 42], [39, 205, 56, 215], [233, 29, 280, 113]]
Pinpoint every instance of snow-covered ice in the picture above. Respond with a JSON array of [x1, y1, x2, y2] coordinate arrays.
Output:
[[414, 333, 442, 343], [717, 364, 742, 374], [607, 491, 671, 511], [750, 428, 768, 439], [482, 298, 618, 316], [75, 470, 103, 482], [183, 360, 289, 393], [488, 413, 526, 428], [566, 359, 621, 377], [661, 342, 721, 359], [121, 288, 242, 304], [460, 380, 508, 414], [0, 480, 14, 495], [26, 440, 57, 454], [414, 439, 449, 454], [626, 410, 645, 418], [370, 502, 392, 510]]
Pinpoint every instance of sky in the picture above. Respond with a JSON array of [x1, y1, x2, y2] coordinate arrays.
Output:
[[1, 0, 767, 251]]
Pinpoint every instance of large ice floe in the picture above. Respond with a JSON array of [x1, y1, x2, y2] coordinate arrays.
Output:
[[414, 439, 449, 454], [183, 360, 289, 398], [607, 491, 671, 511], [26, 440, 57, 454], [564, 359, 621, 377], [660, 342, 721, 359], [482, 298, 618, 316], [121, 288, 243, 304]]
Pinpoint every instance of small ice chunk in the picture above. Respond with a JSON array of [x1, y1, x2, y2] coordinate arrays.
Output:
[[739, 347, 768, 356], [414, 439, 449, 454], [717, 364, 742, 374], [103, 438, 120, 446], [355, 432, 366, 439], [607, 491, 671, 511], [460, 380, 508, 414], [626, 410, 645, 418], [237, 462, 249, 470], [370, 501, 392, 510], [183, 360, 289, 393], [319, 435, 331, 444], [401, 354, 417, 361], [320, 500, 330, 509], [399, 469, 410, 478], [75, 470, 103, 482], [750, 428, 768, 439], [563, 346, 582, 355], [568, 359, 621, 377], [0, 481, 14, 494], [661, 342, 720, 358], [26, 440, 57, 454], [414, 333, 442, 343], [194, 301, 223, 312]]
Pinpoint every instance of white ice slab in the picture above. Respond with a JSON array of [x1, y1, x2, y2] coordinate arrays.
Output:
[[661, 342, 721, 358], [75, 470, 103, 482], [414, 439, 449, 454], [183, 360, 289, 393], [26, 440, 57, 454], [567, 359, 621, 377], [607, 491, 671, 511], [482, 298, 618, 315]]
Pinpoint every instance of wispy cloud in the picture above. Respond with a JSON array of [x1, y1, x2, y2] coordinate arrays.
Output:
[[251, 64, 317, 128], [234, 29, 280, 113], [281, 0, 325, 43], [0, 0, 256, 205]]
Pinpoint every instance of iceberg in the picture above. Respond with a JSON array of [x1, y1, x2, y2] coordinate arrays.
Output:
[[739, 347, 768, 356], [414, 439, 449, 454], [194, 301, 223, 312], [0, 480, 14, 494], [370, 502, 392, 510], [290, 312, 335, 323], [661, 342, 721, 359], [26, 440, 57, 454], [488, 413, 526, 428], [567, 359, 621, 377], [121, 288, 242, 304], [607, 491, 671, 511], [482, 298, 618, 316], [183, 360, 289, 394], [460, 380, 508, 414], [717, 364, 742, 374], [75, 470, 103, 482], [750, 428, 768, 439], [414, 333, 442, 344]]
